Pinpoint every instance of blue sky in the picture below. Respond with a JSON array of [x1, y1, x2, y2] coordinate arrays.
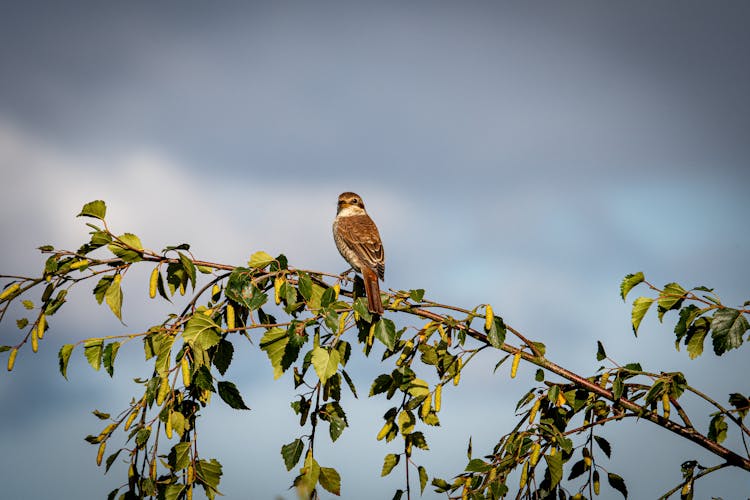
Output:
[[1, 2, 749, 498]]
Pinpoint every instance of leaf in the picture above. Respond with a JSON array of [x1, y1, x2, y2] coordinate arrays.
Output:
[[192, 366, 215, 392], [183, 314, 221, 351], [105, 275, 124, 322], [163, 485, 185, 500], [596, 340, 607, 361], [686, 317, 709, 359], [108, 233, 143, 263], [409, 289, 425, 302], [93, 276, 113, 305], [607, 472, 628, 498], [281, 439, 305, 471], [711, 308, 749, 355], [594, 435, 612, 458], [631, 297, 653, 336], [370, 374, 393, 396], [318, 466, 341, 496], [486, 316, 506, 349], [92, 409, 110, 420], [260, 328, 288, 379], [657, 282, 687, 321], [58, 344, 74, 379], [104, 449, 122, 473], [312, 346, 340, 385], [178, 252, 197, 290], [545, 452, 563, 488], [78, 200, 107, 220], [213, 339, 234, 376], [465, 459, 491, 473], [341, 369, 358, 398], [171, 442, 192, 470], [381, 453, 400, 476], [248, 251, 274, 269], [729, 393, 750, 419], [568, 459, 586, 480], [708, 414, 727, 443], [84, 339, 104, 371], [102, 342, 120, 377], [195, 459, 223, 495], [373, 318, 397, 351], [217, 381, 250, 410], [298, 272, 313, 300], [418, 465, 428, 493], [620, 272, 644, 301]]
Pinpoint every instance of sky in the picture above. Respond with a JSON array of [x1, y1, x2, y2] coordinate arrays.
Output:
[[1, 1, 749, 498]]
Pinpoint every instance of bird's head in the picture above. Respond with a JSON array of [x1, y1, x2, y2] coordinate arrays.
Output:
[[337, 192, 366, 215]]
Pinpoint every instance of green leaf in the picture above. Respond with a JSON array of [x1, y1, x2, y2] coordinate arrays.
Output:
[[105, 275, 123, 322], [545, 452, 563, 488], [195, 459, 223, 497], [170, 412, 187, 438], [93, 276, 113, 305], [409, 431, 429, 450], [192, 366, 215, 392], [409, 289, 425, 302], [341, 369, 358, 398], [282, 325, 307, 371], [108, 233, 143, 263], [708, 414, 727, 443], [711, 308, 749, 355], [657, 282, 687, 321], [568, 459, 586, 480], [58, 344, 74, 379], [213, 339, 234, 376], [631, 297, 653, 335], [370, 374, 393, 396], [298, 272, 313, 300], [78, 200, 107, 220], [84, 339, 104, 371], [104, 449, 122, 473], [163, 485, 185, 500], [465, 458, 491, 473], [607, 472, 628, 498], [92, 409, 110, 420], [178, 252, 197, 290], [381, 453, 400, 476], [318, 466, 341, 496], [217, 381, 250, 410], [312, 346, 340, 385], [418, 466, 428, 494], [594, 435, 611, 458], [686, 317, 710, 359], [248, 250, 274, 269], [373, 318, 397, 351], [135, 427, 151, 448], [486, 316, 506, 348], [596, 340, 607, 361], [281, 439, 304, 471], [102, 342, 120, 377], [183, 314, 221, 351], [260, 328, 289, 379], [171, 442, 192, 470], [620, 272, 644, 301]]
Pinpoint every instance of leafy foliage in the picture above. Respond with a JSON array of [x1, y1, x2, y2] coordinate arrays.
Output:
[[1, 202, 749, 499]]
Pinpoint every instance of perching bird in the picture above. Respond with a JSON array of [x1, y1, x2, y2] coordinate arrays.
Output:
[[332, 192, 385, 315]]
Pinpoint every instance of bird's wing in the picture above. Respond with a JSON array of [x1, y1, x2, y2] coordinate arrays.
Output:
[[336, 214, 385, 279]]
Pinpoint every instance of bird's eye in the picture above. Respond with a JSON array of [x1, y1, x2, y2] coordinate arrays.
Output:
[[352, 198, 359, 204]]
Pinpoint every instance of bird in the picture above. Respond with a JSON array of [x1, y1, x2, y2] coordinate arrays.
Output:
[[332, 192, 385, 315]]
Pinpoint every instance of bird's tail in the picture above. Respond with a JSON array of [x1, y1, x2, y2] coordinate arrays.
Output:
[[362, 267, 384, 315]]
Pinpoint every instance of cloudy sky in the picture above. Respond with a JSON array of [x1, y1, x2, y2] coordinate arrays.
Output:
[[1, 2, 749, 498]]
